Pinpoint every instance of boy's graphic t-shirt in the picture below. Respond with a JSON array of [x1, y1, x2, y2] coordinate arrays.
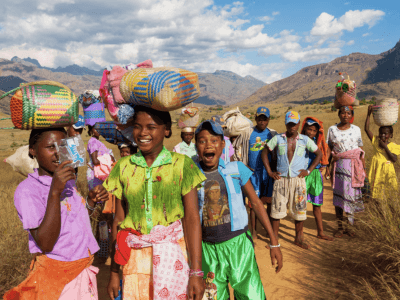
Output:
[[248, 128, 274, 197], [202, 169, 248, 243]]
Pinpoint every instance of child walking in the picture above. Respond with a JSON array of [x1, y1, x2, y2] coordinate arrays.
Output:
[[365, 105, 400, 199], [103, 106, 206, 300], [195, 120, 283, 300], [4, 128, 108, 300], [300, 117, 333, 241], [262, 111, 322, 249]]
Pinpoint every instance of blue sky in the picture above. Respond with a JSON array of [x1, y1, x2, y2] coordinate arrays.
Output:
[[0, 0, 398, 82]]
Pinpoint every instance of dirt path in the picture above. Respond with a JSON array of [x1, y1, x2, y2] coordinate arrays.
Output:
[[94, 179, 346, 300]]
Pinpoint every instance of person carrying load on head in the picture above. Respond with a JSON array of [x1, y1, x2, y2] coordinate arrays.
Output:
[[173, 126, 198, 161], [232, 106, 278, 240]]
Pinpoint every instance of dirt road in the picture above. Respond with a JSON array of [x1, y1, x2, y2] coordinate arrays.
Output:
[[94, 179, 348, 300]]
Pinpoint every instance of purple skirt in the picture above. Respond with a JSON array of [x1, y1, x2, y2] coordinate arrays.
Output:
[[333, 158, 364, 214], [307, 169, 323, 206]]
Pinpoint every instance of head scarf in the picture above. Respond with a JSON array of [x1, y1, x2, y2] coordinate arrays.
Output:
[[300, 116, 329, 166], [339, 106, 354, 124]]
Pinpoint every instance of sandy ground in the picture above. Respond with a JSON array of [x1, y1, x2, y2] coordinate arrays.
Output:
[[93, 179, 349, 300]]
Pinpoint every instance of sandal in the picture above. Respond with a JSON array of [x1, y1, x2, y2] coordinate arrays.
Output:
[[344, 230, 356, 237], [333, 229, 344, 238]]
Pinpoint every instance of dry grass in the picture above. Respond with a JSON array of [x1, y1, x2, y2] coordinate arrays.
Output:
[[1, 103, 400, 298]]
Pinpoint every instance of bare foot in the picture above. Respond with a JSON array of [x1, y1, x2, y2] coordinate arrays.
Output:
[[317, 234, 334, 241], [333, 229, 344, 238], [344, 230, 356, 237], [294, 238, 310, 249]]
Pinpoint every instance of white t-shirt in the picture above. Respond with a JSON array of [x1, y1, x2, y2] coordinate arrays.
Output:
[[326, 124, 363, 153]]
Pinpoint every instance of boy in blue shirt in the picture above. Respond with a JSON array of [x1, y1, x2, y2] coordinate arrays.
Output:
[[262, 111, 322, 250], [195, 120, 283, 300]]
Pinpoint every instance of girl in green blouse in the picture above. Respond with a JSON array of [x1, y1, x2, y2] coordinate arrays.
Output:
[[104, 106, 206, 300]]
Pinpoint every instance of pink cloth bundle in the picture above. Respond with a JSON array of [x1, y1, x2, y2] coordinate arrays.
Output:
[[94, 154, 113, 181], [332, 148, 365, 188], [124, 220, 189, 300]]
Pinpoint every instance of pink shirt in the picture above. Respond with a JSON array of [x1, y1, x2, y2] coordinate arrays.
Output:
[[14, 169, 99, 262]]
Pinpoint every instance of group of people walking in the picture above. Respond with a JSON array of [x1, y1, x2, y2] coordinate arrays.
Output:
[[4, 101, 400, 300]]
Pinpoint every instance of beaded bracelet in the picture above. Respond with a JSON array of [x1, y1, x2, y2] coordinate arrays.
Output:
[[189, 269, 204, 277], [86, 197, 95, 211], [269, 244, 281, 248]]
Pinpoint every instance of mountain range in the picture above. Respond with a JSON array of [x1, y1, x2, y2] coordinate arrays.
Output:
[[239, 39, 400, 106]]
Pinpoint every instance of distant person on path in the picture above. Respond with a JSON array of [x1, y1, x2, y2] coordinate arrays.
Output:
[[195, 120, 282, 300], [211, 115, 234, 163], [4, 128, 108, 300], [232, 106, 277, 239], [261, 111, 322, 249], [103, 106, 206, 300], [173, 126, 198, 161], [364, 105, 400, 199], [326, 106, 365, 237], [300, 117, 333, 241]]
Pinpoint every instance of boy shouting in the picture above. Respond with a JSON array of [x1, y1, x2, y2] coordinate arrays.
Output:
[[195, 120, 283, 300], [262, 111, 322, 249]]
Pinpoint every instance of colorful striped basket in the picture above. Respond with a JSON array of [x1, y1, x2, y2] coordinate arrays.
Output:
[[3, 81, 79, 130], [83, 102, 106, 126], [372, 98, 399, 126], [94, 121, 129, 145], [119, 67, 200, 111]]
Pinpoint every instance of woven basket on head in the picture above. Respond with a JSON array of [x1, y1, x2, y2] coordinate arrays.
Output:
[[372, 98, 399, 126], [334, 72, 357, 109], [119, 67, 200, 111], [3, 81, 79, 130]]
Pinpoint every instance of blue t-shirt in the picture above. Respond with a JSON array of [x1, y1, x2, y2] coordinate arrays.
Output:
[[248, 128, 274, 197], [307, 137, 321, 169]]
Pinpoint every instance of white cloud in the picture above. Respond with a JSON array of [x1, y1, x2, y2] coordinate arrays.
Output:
[[310, 9, 385, 37], [362, 32, 372, 37], [347, 40, 355, 45], [0, 1, 383, 83]]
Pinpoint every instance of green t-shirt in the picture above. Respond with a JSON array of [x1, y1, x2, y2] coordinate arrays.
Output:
[[103, 146, 206, 234]]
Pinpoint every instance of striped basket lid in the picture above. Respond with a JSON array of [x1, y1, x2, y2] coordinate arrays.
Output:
[[5, 81, 79, 130], [119, 67, 200, 111]]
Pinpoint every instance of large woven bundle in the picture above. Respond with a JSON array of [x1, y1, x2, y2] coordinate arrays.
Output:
[[178, 107, 200, 129], [9, 81, 78, 129], [223, 107, 252, 137], [334, 72, 357, 109], [372, 98, 399, 126], [119, 67, 200, 111], [94, 121, 129, 145]]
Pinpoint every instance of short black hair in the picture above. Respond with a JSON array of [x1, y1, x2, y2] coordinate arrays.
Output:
[[379, 126, 394, 135], [132, 106, 172, 138], [195, 122, 224, 142], [28, 128, 67, 158]]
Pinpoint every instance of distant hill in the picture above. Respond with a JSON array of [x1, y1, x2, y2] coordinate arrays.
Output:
[[0, 75, 26, 92], [196, 70, 266, 105], [11, 56, 103, 76], [0, 90, 12, 115], [240, 39, 400, 106]]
